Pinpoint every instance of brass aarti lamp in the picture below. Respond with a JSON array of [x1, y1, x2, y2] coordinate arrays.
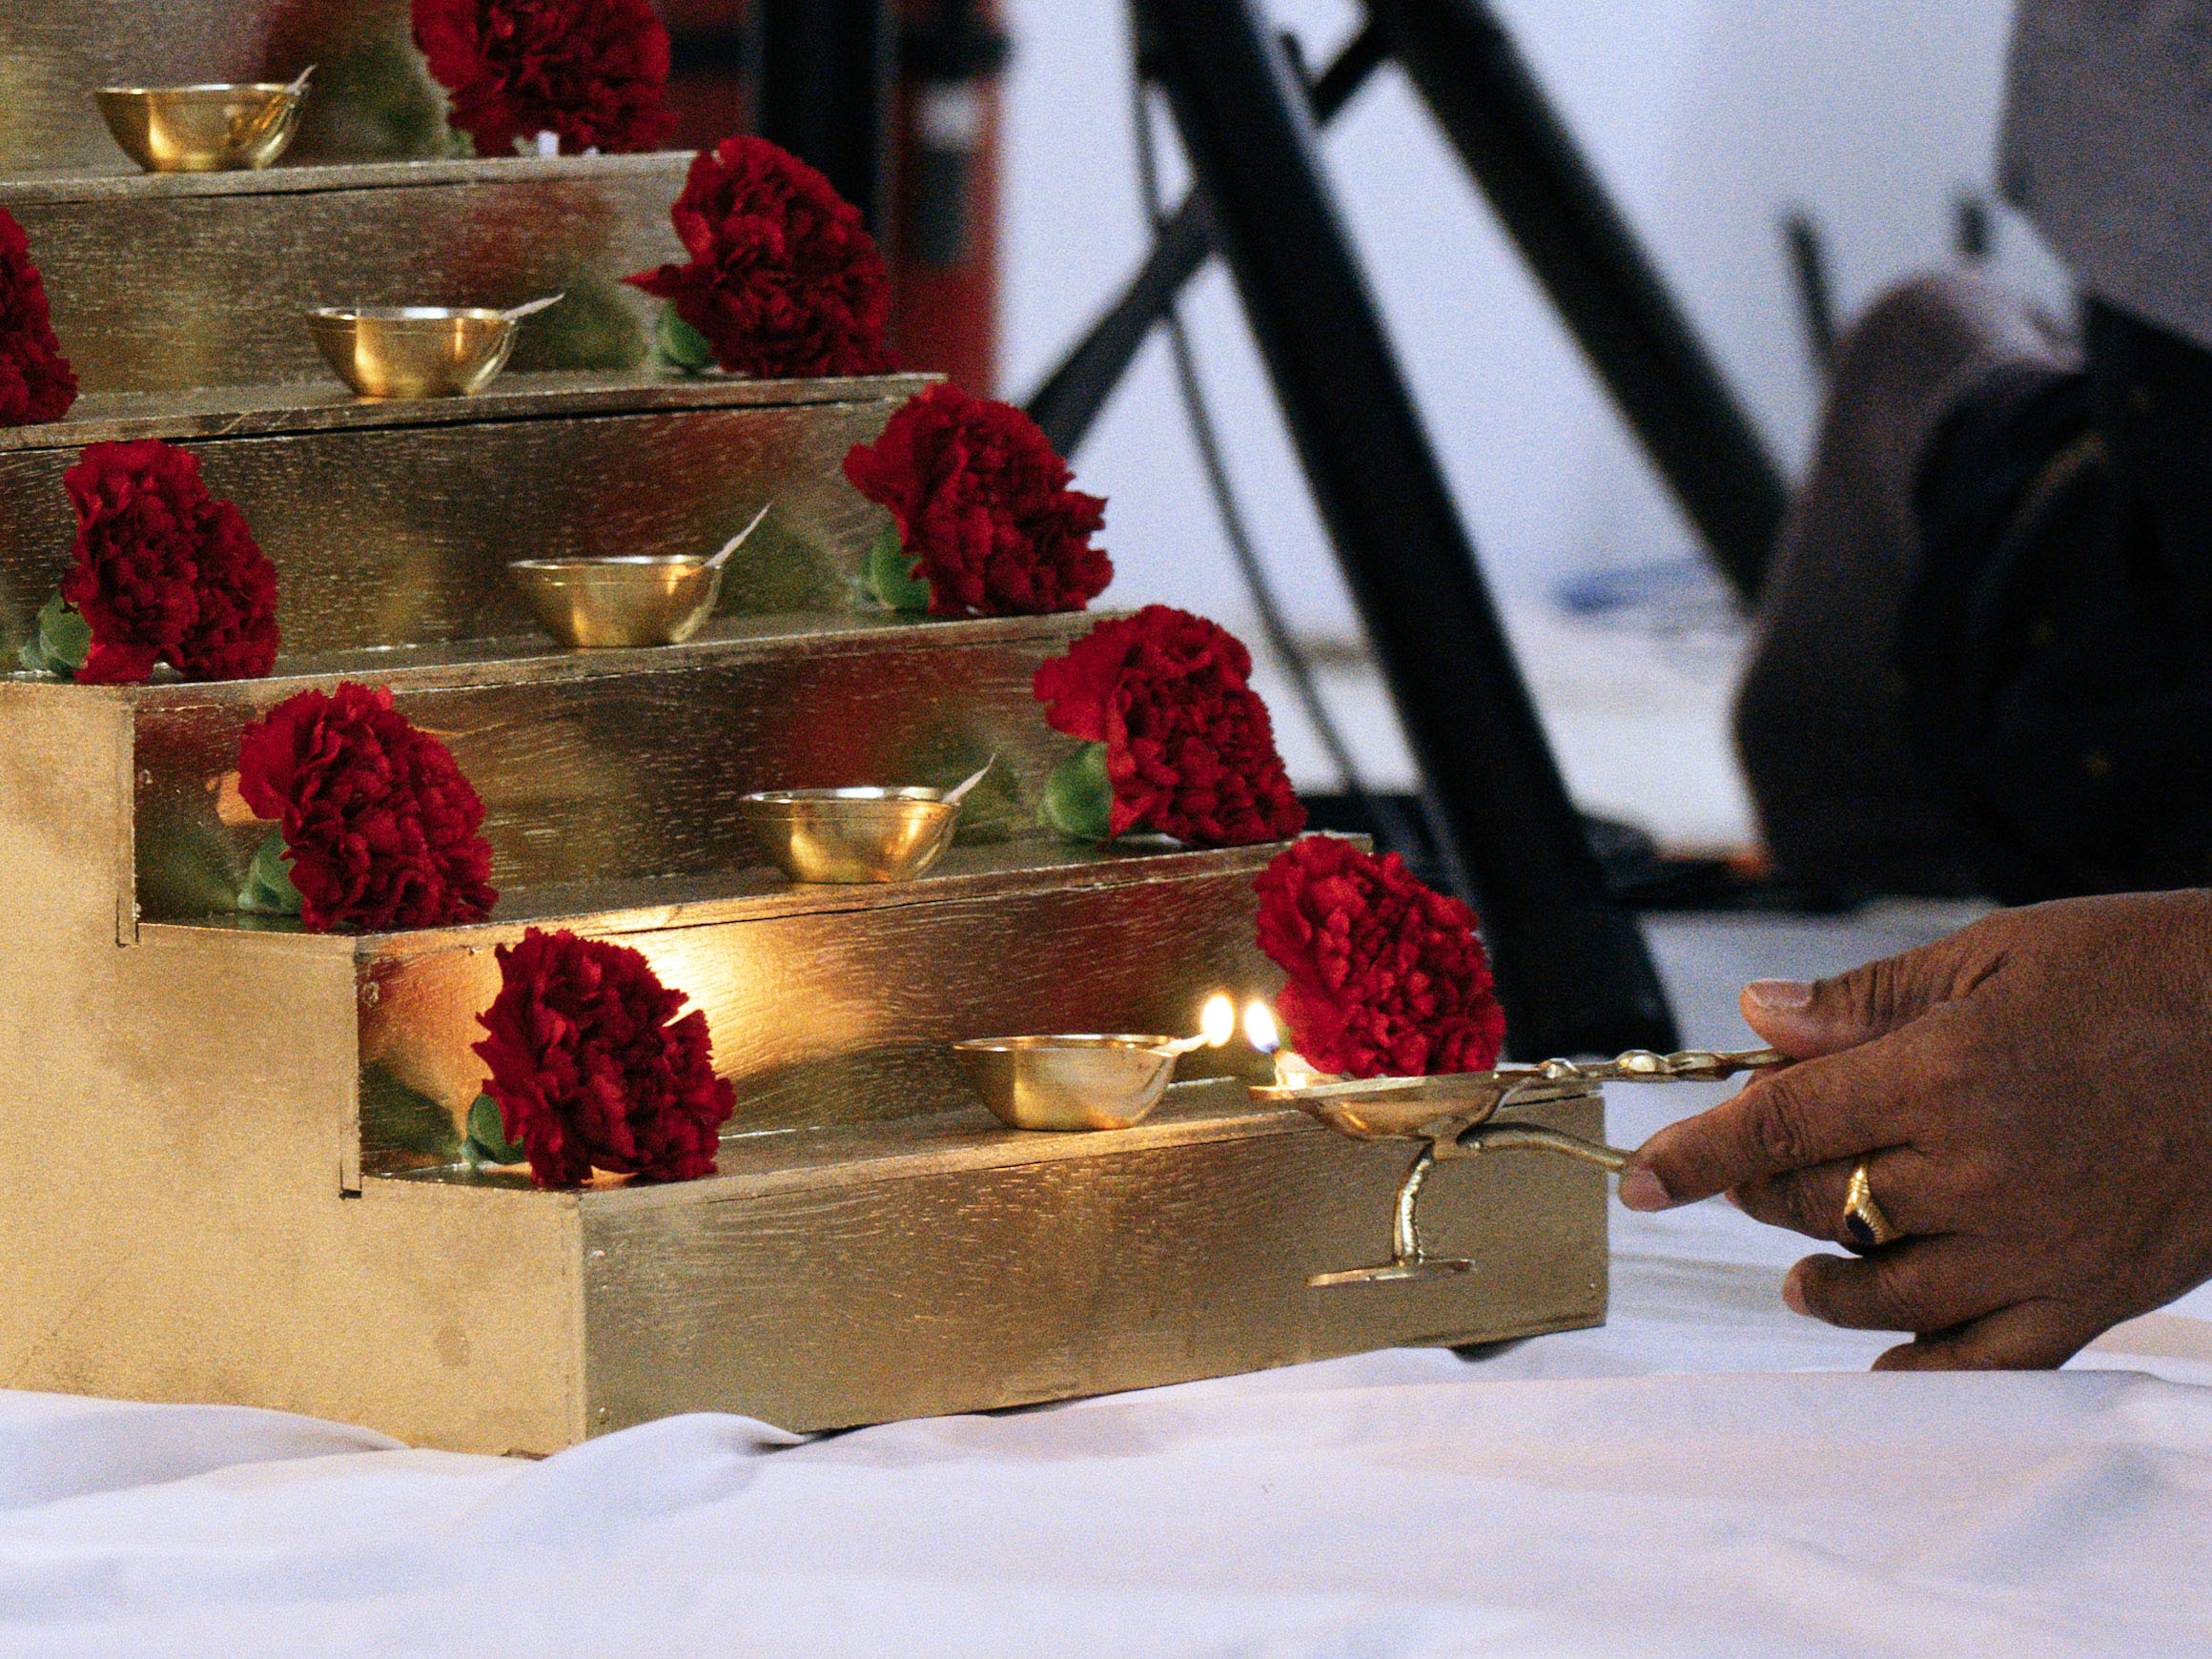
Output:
[[1247, 1005, 1787, 1287]]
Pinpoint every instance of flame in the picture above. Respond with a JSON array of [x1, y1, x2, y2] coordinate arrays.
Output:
[[1243, 1001, 1280, 1054], [1199, 993, 1236, 1048]]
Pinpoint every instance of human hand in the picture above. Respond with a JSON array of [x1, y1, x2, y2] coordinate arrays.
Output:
[[1617, 891, 2212, 1368]]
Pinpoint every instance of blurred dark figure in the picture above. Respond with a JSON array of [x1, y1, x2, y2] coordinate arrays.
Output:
[[1737, 2, 2212, 905]]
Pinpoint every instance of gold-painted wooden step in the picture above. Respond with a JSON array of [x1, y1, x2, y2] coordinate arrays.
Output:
[[2, 0, 451, 175], [146, 839, 1282, 1186], [331, 839, 1284, 1178], [3, 611, 1095, 933], [1, 154, 689, 394], [400, 1083, 1608, 1444], [0, 370, 934, 660]]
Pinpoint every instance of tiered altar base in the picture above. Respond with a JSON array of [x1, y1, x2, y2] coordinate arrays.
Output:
[[0, 15, 1609, 1452]]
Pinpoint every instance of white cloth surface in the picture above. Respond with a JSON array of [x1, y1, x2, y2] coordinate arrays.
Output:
[[5, 913, 2210, 1656]]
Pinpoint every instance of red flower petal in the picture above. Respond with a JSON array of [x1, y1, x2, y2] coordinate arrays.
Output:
[[1032, 605, 1304, 848], [1255, 836, 1505, 1078], [59, 440, 277, 685], [843, 383, 1111, 618], [236, 683, 498, 932], [472, 927, 735, 1187], [413, 0, 677, 156], [624, 135, 893, 379], [0, 210, 75, 427]]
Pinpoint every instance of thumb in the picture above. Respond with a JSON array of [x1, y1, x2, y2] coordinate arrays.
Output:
[[1740, 935, 1975, 1059]]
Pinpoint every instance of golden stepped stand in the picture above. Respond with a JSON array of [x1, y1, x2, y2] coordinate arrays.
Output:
[[0, 372, 936, 659], [0, 27, 1617, 1437], [0, 154, 689, 394], [111, 613, 1088, 922]]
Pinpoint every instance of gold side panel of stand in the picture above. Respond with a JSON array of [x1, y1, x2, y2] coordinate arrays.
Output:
[[0, 0, 448, 174], [0, 384, 919, 658], [3, 154, 686, 394], [576, 1091, 1608, 1435], [0, 686, 584, 1453], [357, 846, 1281, 1167], [129, 618, 1089, 922]]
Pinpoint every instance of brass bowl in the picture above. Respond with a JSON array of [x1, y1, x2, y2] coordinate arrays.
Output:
[[737, 788, 961, 884], [954, 1034, 1181, 1132], [97, 84, 306, 174], [509, 556, 723, 648], [309, 306, 520, 399]]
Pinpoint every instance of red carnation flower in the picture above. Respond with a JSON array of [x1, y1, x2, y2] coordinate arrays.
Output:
[[625, 135, 894, 379], [61, 440, 278, 685], [1255, 835, 1505, 1079], [0, 210, 75, 427], [413, 0, 677, 156], [843, 384, 1111, 617], [1033, 605, 1305, 847], [473, 926, 735, 1187], [237, 683, 498, 933]]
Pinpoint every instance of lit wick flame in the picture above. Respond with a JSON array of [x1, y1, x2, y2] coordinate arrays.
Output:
[[1243, 1001, 1314, 1087], [1243, 1000, 1280, 1055], [1164, 993, 1240, 1057]]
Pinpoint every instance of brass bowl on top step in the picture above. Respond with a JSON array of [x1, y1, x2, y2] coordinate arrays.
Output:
[[309, 306, 521, 399], [96, 84, 307, 173], [737, 788, 962, 884], [953, 1034, 1182, 1132], [509, 556, 725, 649]]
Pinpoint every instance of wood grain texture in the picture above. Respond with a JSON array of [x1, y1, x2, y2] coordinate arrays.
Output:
[[128, 616, 1095, 924], [575, 1091, 1608, 1433], [0, 0, 455, 174], [0, 369, 936, 452], [5, 154, 688, 393], [354, 849, 1283, 1172], [0, 381, 926, 658]]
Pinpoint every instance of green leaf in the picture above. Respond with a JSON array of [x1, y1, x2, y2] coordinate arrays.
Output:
[[1039, 742, 1116, 842], [358, 1066, 465, 1163], [865, 523, 932, 612], [236, 830, 303, 916], [656, 309, 717, 374], [463, 1093, 526, 1167], [20, 592, 90, 678]]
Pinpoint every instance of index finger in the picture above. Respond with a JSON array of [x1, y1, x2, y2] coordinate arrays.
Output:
[[1619, 1028, 1921, 1209]]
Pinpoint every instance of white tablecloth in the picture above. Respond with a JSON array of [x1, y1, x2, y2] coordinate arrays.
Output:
[[6, 914, 2208, 1656]]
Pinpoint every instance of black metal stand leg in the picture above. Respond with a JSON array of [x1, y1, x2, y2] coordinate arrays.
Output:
[[752, 0, 899, 236], [1130, 0, 1676, 1058], [1023, 22, 1389, 457], [1370, 0, 1787, 600]]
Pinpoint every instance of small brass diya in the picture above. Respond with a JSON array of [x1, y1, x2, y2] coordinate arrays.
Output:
[[738, 788, 963, 884], [309, 306, 525, 399], [510, 556, 724, 648], [956, 994, 1239, 1132], [97, 79, 309, 173], [1251, 1043, 1789, 1287], [955, 1034, 1183, 1132], [511, 502, 768, 649]]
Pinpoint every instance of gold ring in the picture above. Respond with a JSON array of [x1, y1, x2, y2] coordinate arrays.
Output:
[[1841, 1159, 1898, 1248]]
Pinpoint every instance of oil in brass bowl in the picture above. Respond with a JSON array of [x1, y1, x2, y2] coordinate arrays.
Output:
[[954, 1034, 1181, 1132], [509, 556, 723, 648], [309, 306, 521, 399], [97, 84, 307, 174], [737, 788, 962, 884]]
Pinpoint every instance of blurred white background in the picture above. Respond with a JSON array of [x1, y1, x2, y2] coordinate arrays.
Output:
[[994, 0, 2071, 844]]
